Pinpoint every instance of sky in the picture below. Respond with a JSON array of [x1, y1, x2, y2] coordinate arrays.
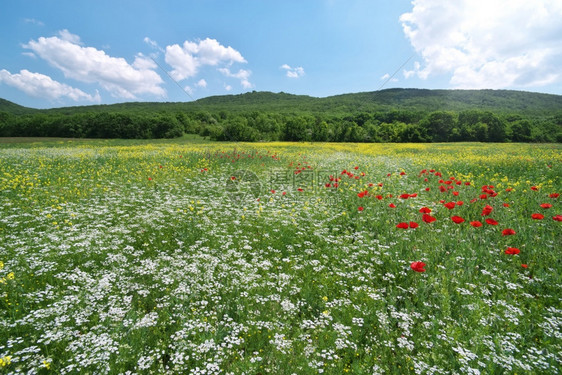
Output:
[[1, 0, 562, 109]]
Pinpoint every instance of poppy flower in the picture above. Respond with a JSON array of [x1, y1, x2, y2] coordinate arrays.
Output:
[[531, 186, 538, 191], [400, 171, 406, 176], [453, 191, 459, 196], [396, 222, 409, 229], [485, 218, 499, 225], [470, 220, 483, 227], [422, 214, 436, 223], [480, 194, 488, 200], [553, 215, 562, 222], [297, 188, 304, 192], [354, 166, 359, 170], [451, 216, 465, 224], [549, 193, 560, 198], [503, 203, 510, 207], [540, 203, 553, 209], [376, 195, 383, 200], [521, 264, 528, 268], [358, 192, 365, 198], [481, 205, 494, 216], [470, 198, 478, 203], [502, 228, 516, 236], [419, 207, 432, 214], [400, 193, 411, 199], [410, 261, 426, 272], [148, 177, 152, 181], [388, 203, 396, 208], [409, 221, 419, 228], [531, 213, 544, 220], [505, 247, 520, 255], [505, 187, 513, 192], [271, 190, 276, 194], [456, 201, 464, 206], [425, 187, 430, 191], [358, 206, 364, 212], [444, 202, 456, 209]]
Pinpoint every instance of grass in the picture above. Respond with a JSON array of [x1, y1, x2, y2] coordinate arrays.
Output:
[[0, 139, 560, 374]]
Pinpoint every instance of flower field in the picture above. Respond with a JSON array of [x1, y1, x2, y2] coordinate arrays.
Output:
[[0, 140, 560, 374]]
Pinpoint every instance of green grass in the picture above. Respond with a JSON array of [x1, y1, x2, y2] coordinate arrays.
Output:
[[0, 140, 560, 374]]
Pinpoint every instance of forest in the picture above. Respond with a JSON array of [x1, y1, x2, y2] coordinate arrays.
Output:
[[1, 89, 561, 142]]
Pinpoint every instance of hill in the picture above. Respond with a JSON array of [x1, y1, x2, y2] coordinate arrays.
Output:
[[2, 88, 562, 116]]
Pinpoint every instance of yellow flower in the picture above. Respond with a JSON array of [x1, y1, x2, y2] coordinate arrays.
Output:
[[7, 272, 14, 280], [43, 360, 51, 370], [0, 355, 11, 367], [322, 296, 328, 302], [0, 261, 3, 270]]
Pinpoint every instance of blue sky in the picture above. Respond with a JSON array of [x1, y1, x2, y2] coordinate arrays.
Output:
[[1, 0, 561, 108]]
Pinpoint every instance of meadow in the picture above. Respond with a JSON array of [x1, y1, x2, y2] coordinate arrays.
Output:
[[0, 139, 560, 374]]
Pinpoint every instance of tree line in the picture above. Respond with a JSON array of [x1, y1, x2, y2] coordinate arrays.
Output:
[[0, 109, 560, 142]]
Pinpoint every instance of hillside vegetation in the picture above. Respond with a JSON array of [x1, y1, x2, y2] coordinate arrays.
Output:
[[1, 89, 561, 142]]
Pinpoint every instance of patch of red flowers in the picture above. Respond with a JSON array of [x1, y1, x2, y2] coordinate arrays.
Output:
[[502, 228, 516, 236], [444, 202, 456, 209], [422, 214, 436, 223], [553, 215, 562, 222], [485, 218, 499, 225], [419, 207, 432, 214], [540, 203, 553, 209], [410, 261, 426, 272], [505, 247, 520, 255], [451, 216, 465, 224], [531, 213, 544, 220], [481, 205, 493, 216]]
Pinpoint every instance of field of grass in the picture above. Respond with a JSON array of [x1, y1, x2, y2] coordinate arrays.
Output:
[[0, 139, 560, 374]]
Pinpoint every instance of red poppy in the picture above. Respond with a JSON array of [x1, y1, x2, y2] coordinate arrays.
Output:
[[358, 206, 364, 212], [480, 194, 488, 200], [549, 193, 560, 198], [410, 261, 426, 272], [502, 228, 516, 236], [485, 218, 499, 225], [148, 177, 152, 181], [444, 202, 456, 209], [481, 205, 493, 216], [456, 201, 464, 206], [451, 216, 465, 224], [388, 203, 396, 208], [470, 198, 478, 203], [503, 203, 510, 207], [409, 221, 419, 228], [540, 203, 553, 209], [439, 186, 447, 193], [396, 222, 409, 229], [376, 195, 383, 200], [282, 192, 287, 196], [297, 188, 304, 192], [553, 215, 562, 222], [425, 187, 430, 191], [521, 264, 528, 268], [419, 207, 432, 214], [354, 166, 359, 170], [400, 171, 406, 176], [531, 213, 544, 220], [470, 221, 483, 227], [271, 190, 276, 194], [505, 187, 513, 192], [358, 191, 366, 198], [453, 191, 459, 196], [422, 214, 436, 223], [400, 193, 410, 199], [410, 193, 418, 198], [531, 186, 538, 191], [505, 247, 520, 255]]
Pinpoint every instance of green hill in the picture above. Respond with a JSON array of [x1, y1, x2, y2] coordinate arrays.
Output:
[[1, 88, 561, 116]]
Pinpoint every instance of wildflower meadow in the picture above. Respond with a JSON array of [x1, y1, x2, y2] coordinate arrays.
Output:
[[0, 140, 560, 374]]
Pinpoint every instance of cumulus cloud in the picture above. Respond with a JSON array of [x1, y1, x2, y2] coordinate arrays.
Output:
[[165, 38, 247, 82], [0, 69, 100, 102], [23, 31, 165, 99], [219, 67, 253, 89], [281, 64, 305, 78], [400, 0, 562, 89], [195, 79, 207, 88]]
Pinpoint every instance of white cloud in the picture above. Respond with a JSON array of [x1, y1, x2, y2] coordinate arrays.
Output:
[[23, 31, 165, 99], [281, 64, 305, 78], [224, 84, 232, 91], [23, 18, 44, 26], [165, 38, 247, 81], [219, 67, 253, 88], [400, 0, 562, 89], [58, 29, 81, 44], [0, 69, 100, 102], [196, 79, 207, 88]]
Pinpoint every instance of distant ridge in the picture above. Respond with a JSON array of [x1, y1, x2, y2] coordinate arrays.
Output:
[[1, 88, 561, 116]]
